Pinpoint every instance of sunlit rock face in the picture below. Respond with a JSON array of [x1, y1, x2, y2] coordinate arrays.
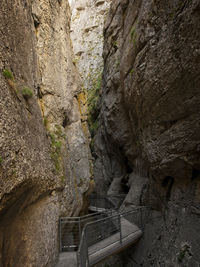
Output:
[[69, 0, 111, 90], [0, 0, 91, 266], [94, 0, 200, 265]]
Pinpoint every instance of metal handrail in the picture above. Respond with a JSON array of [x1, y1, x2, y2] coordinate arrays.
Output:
[[59, 212, 112, 252], [79, 206, 146, 234], [88, 194, 127, 199], [77, 206, 149, 267], [59, 196, 126, 252], [60, 212, 103, 220], [88, 194, 126, 211], [59, 193, 149, 267]]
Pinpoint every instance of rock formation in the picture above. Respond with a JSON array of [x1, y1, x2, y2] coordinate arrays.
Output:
[[70, 0, 111, 91], [69, 0, 111, 158], [94, 0, 200, 265], [0, 0, 91, 266], [1, 0, 200, 266]]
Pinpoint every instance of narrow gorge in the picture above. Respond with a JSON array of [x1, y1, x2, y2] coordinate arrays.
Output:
[[0, 0, 200, 267]]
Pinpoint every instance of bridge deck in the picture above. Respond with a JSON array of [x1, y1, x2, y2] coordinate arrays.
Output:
[[56, 218, 142, 267], [89, 218, 142, 265], [56, 252, 77, 267]]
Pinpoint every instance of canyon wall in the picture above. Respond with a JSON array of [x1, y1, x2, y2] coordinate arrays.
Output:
[[0, 0, 91, 266], [69, 0, 111, 160], [70, 0, 111, 91], [94, 0, 200, 265]]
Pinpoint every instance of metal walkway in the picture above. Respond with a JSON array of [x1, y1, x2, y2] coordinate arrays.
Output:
[[56, 195, 148, 267]]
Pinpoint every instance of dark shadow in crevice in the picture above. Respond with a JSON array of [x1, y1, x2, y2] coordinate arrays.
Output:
[[124, 156, 133, 174], [121, 176, 129, 194], [32, 14, 40, 29], [62, 113, 69, 128], [192, 168, 200, 180], [37, 86, 42, 99], [162, 176, 174, 201]]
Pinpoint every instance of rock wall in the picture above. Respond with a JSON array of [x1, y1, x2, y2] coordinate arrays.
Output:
[[70, 0, 111, 91], [94, 0, 200, 265], [0, 0, 91, 266]]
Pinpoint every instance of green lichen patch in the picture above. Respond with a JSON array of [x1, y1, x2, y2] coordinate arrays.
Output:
[[48, 125, 66, 174], [130, 26, 137, 47], [43, 117, 48, 127], [0, 156, 3, 164], [55, 124, 66, 139], [21, 87, 33, 99], [113, 40, 118, 49], [87, 71, 102, 138], [3, 69, 14, 80], [50, 132, 62, 172], [130, 68, 134, 75], [89, 120, 98, 139], [177, 243, 191, 263]]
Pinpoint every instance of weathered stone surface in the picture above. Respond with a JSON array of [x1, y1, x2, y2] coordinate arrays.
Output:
[[33, 0, 92, 203], [0, 0, 91, 266], [69, 0, 112, 186], [70, 0, 111, 91], [94, 0, 200, 265], [122, 172, 148, 208]]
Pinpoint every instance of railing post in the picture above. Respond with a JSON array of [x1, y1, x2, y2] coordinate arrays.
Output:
[[59, 219, 62, 252], [77, 250, 80, 267], [140, 208, 143, 230], [87, 239, 89, 267], [119, 214, 122, 244], [79, 217, 81, 244], [85, 228, 89, 267]]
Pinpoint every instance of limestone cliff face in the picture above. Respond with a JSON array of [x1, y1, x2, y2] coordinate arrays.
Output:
[[70, 0, 111, 91], [69, 0, 111, 165], [0, 0, 91, 266], [32, 0, 92, 204], [95, 0, 200, 265]]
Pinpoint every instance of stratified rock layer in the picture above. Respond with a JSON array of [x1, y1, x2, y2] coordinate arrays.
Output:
[[95, 0, 200, 265], [0, 0, 91, 266]]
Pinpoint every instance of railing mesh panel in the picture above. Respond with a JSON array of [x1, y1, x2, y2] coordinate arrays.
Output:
[[86, 216, 120, 249], [60, 213, 107, 252]]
